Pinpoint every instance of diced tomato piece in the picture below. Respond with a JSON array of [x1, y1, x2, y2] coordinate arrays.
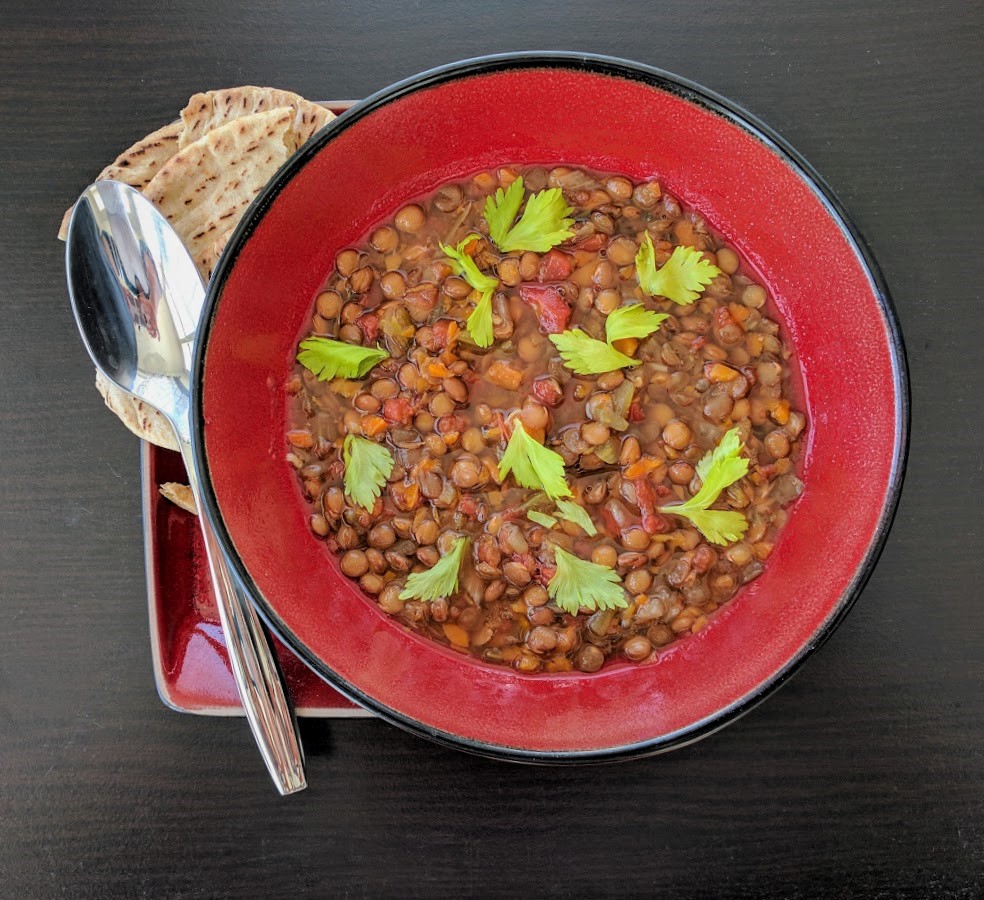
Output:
[[459, 496, 479, 517], [713, 305, 744, 342], [531, 376, 564, 408], [356, 313, 379, 343], [574, 233, 607, 252], [537, 249, 573, 282], [599, 503, 622, 537], [429, 319, 454, 350], [494, 411, 511, 440], [645, 511, 673, 536], [628, 401, 645, 422], [436, 414, 466, 436], [382, 398, 413, 425], [633, 477, 672, 535], [514, 552, 538, 574], [518, 283, 572, 334]]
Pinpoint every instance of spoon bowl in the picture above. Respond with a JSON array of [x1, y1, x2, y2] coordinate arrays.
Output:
[[66, 181, 201, 441]]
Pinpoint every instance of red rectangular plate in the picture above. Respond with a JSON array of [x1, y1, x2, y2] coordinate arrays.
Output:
[[142, 443, 371, 716]]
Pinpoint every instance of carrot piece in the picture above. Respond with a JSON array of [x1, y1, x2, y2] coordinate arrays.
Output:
[[611, 337, 639, 356], [767, 399, 791, 425], [361, 415, 388, 437], [746, 333, 765, 357], [426, 362, 452, 378], [487, 360, 524, 391], [673, 219, 697, 247], [390, 481, 420, 512], [286, 429, 314, 449], [442, 623, 471, 648], [544, 657, 574, 673], [623, 457, 662, 480], [704, 362, 739, 383]]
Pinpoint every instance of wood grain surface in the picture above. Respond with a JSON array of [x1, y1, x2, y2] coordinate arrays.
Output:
[[1, 1, 981, 897]]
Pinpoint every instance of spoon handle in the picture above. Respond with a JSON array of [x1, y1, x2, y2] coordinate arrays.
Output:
[[178, 439, 307, 795]]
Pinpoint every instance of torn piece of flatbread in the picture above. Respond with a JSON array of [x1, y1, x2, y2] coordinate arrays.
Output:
[[195, 227, 235, 283], [180, 86, 332, 152], [95, 120, 183, 189], [57, 120, 183, 240], [96, 370, 179, 451], [58, 88, 334, 244], [160, 482, 197, 514], [142, 107, 295, 272]]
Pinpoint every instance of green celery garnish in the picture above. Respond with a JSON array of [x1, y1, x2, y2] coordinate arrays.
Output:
[[554, 499, 598, 537], [441, 235, 498, 348], [484, 176, 574, 253], [484, 178, 527, 249], [527, 510, 559, 529], [604, 303, 669, 343], [297, 337, 389, 381], [399, 536, 468, 601], [498, 421, 571, 500], [660, 427, 750, 544], [549, 330, 638, 376], [636, 234, 721, 305], [440, 235, 498, 295], [465, 289, 494, 348], [342, 434, 394, 512], [547, 547, 627, 615]]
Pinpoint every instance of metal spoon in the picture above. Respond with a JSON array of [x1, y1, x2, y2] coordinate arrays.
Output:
[[65, 181, 306, 794]]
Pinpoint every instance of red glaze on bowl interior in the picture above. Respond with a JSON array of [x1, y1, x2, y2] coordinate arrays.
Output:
[[195, 54, 907, 760]]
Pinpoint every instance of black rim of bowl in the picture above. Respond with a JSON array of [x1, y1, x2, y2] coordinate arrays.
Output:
[[191, 51, 910, 764]]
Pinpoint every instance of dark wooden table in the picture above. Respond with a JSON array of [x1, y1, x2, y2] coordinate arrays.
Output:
[[2, 2, 981, 897]]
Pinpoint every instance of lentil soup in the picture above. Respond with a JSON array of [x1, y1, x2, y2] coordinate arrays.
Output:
[[285, 165, 806, 675]]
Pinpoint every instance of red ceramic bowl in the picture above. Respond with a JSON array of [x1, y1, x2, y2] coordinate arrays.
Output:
[[192, 53, 908, 762]]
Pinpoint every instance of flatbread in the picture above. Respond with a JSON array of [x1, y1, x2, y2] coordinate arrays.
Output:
[[96, 119, 184, 188], [180, 86, 332, 152], [160, 482, 197, 514], [57, 120, 182, 240], [91, 109, 297, 447], [142, 107, 295, 269], [63, 87, 334, 448], [58, 88, 334, 244], [195, 227, 235, 283], [95, 370, 179, 451]]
